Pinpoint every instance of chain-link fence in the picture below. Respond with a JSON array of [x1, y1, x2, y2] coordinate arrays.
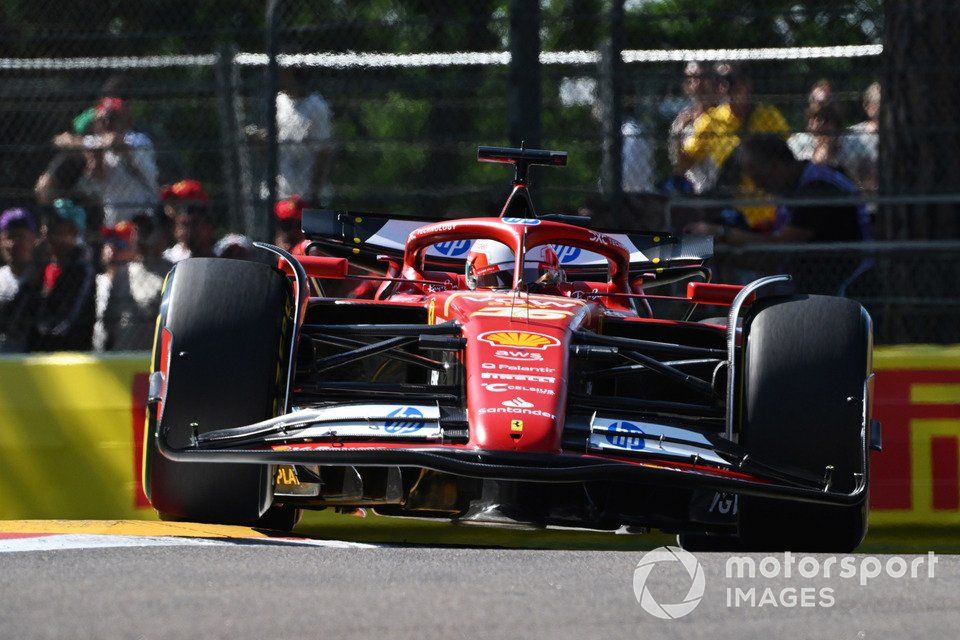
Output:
[[711, 241, 960, 344], [2, 1, 960, 349]]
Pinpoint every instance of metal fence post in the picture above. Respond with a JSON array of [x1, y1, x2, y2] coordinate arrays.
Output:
[[265, 0, 282, 243], [508, 0, 541, 149], [214, 43, 242, 233], [598, 0, 624, 226]]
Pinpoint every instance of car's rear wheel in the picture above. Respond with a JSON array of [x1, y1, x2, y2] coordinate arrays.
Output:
[[145, 258, 296, 529], [736, 295, 871, 552]]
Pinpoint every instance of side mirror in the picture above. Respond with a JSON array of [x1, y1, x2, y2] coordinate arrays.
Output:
[[279, 256, 348, 279], [686, 282, 746, 306]]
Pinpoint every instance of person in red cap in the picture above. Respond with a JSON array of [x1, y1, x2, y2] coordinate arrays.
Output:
[[53, 96, 158, 225], [160, 179, 208, 209], [160, 179, 215, 263], [95, 214, 171, 351], [274, 195, 306, 252]]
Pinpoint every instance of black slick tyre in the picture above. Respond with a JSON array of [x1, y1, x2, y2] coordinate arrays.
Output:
[[145, 258, 293, 528], [736, 295, 871, 552]]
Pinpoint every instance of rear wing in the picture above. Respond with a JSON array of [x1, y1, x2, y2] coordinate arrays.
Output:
[[301, 208, 712, 272]]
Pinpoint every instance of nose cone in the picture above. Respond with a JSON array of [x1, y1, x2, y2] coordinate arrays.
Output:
[[446, 292, 587, 452]]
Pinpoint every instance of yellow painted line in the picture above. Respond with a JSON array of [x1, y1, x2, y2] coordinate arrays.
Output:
[[0, 520, 271, 538], [911, 383, 960, 405], [873, 345, 960, 370]]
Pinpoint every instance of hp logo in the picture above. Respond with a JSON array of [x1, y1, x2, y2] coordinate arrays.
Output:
[[605, 421, 646, 450], [551, 245, 582, 264], [433, 240, 473, 257], [383, 406, 426, 433]]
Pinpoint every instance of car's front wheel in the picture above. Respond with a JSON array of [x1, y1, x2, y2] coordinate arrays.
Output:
[[145, 257, 296, 530], [735, 295, 871, 552]]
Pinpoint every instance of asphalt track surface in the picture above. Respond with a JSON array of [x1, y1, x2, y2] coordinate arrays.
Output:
[[1, 524, 959, 640]]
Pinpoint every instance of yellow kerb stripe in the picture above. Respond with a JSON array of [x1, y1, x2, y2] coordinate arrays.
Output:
[[0, 520, 272, 538]]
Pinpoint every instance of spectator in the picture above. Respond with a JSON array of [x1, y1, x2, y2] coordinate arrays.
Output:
[[585, 86, 656, 211], [667, 61, 720, 193], [37, 75, 129, 224], [213, 233, 254, 260], [674, 63, 789, 186], [255, 68, 335, 204], [31, 199, 96, 352], [806, 79, 834, 117], [838, 82, 880, 194], [93, 220, 134, 350], [274, 195, 306, 252], [34, 151, 101, 218], [621, 116, 656, 194], [788, 103, 845, 168], [160, 180, 215, 263], [95, 216, 171, 351], [688, 134, 870, 244], [53, 97, 158, 225], [69, 75, 132, 139], [674, 63, 789, 230], [557, 76, 656, 199], [160, 179, 207, 220], [0, 209, 41, 353], [99, 220, 137, 273]]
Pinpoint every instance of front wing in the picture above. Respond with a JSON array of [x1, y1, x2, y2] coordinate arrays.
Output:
[[154, 403, 868, 508]]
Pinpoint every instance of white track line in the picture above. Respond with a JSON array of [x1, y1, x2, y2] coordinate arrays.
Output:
[[0, 534, 379, 553]]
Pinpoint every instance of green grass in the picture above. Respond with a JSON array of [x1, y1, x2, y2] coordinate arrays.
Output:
[[294, 511, 960, 553], [295, 510, 675, 550]]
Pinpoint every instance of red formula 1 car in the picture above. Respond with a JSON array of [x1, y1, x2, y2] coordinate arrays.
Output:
[[144, 146, 879, 551]]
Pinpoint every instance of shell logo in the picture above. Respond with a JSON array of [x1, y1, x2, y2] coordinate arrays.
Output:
[[478, 330, 560, 350]]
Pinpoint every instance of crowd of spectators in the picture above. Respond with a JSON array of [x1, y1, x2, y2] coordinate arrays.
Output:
[[0, 182, 305, 355], [0, 67, 337, 355], [655, 63, 878, 295], [616, 61, 879, 268], [0, 63, 879, 353]]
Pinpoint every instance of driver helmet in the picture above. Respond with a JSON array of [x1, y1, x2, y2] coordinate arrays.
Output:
[[465, 240, 563, 290]]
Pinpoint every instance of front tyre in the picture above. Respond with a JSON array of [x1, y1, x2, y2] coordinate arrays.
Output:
[[736, 295, 871, 552], [145, 258, 293, 528]]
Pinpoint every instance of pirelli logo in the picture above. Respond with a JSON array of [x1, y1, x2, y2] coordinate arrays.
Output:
[[871, 365, 960, 525]]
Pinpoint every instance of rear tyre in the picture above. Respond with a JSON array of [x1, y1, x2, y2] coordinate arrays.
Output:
[[146, 258, 293, 528], [737, 295, 871, 552]]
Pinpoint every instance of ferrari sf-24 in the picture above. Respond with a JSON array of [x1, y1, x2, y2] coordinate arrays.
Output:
[[145, 146, 880, 551]]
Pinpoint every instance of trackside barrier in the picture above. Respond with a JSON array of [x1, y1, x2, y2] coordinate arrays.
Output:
[[1, 349, 960, 527], [0, 353, 153, 520]]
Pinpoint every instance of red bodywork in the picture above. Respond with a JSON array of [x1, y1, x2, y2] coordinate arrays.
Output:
[[294, 216, 723, 460], [151, 149, 870, 533], [152, 210, 867, 521]]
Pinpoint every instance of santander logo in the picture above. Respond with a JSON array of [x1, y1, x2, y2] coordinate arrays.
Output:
[[501, 397, 535, 408]]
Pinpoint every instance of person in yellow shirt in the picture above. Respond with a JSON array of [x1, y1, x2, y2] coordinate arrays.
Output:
[[673, 63, 789, 230]]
